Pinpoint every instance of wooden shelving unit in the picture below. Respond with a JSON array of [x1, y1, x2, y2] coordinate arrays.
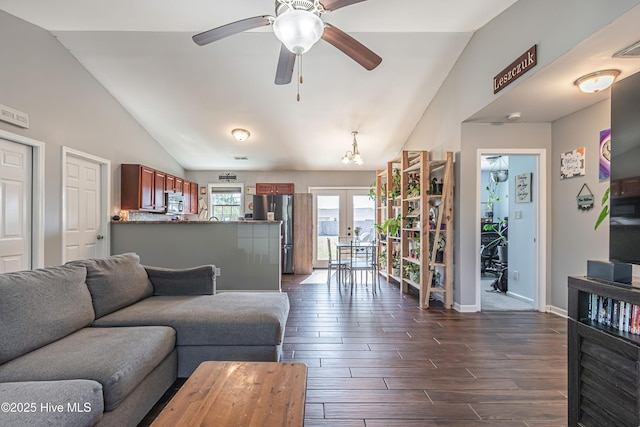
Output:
[[377, 150, 453, 309]]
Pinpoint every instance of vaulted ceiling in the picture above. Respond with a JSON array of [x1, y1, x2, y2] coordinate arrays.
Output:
[[0, 0, 519, 171]]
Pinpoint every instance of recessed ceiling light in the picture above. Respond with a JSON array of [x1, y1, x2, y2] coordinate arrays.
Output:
[[231, 128, 250, 141]]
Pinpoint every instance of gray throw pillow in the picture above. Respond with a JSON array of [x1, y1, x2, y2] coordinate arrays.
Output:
[[75, 253, 153, 318], [0, 264, 94, 364]]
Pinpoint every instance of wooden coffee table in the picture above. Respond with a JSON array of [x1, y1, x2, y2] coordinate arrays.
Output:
[[150, 361, 307, 427]]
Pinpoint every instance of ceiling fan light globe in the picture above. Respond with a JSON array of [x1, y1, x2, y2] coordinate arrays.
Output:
[[341, 154, 350, 164], [353, 153, 362, 164], [273, 10, 324, 54]]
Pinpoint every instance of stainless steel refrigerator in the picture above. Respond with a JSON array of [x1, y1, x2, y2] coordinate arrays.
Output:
[[253, 195, 294, 274]]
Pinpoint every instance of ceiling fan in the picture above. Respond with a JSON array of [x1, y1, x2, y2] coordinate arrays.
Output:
[[192, 0, 382, 85]]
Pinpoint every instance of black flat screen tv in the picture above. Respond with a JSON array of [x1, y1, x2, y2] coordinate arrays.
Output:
[[610, 70, 640, 264]]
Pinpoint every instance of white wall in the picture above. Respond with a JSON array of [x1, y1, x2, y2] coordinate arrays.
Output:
[[551, 100, 610, 310], [0, 11, 184, 266]]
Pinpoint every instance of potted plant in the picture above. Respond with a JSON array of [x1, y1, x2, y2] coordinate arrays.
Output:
[[404, 263, 420, 283], [391, 254, 400, 277], [381, 215, 402, 238], [407, 173, 420, 198], [389, 168, 401, 201], [378, 248, 387, 269], [483, 218, 508, 263], [429, 177, 443, 195], [430, 232, 446, 263]]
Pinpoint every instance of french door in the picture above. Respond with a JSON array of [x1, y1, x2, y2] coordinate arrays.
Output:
[[311, 188, 375, 268]]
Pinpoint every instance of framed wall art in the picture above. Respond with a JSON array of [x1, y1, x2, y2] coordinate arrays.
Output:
[[515, 172, 532, 203], [560, 147, 586, 180]]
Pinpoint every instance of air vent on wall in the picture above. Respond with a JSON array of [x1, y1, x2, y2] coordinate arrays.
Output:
[[0, 104, 30, 128], [614, 40, 640, 58]]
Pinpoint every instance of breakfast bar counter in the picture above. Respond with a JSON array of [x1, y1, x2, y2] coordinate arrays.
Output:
[[111, 220, 282, 292]]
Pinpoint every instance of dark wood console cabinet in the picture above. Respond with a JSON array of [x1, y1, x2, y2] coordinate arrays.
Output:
[[568, 275, 640, 426]]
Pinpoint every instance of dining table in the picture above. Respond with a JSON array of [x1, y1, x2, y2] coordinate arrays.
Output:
[[335, 240, 378, 291]]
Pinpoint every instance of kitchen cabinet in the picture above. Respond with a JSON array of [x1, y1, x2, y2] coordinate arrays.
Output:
[[256, 183, 295, 195], [183, 181, 191, 214], [121, 164, 198, 214], [166, 175, 176, 192], [121, 164, 164, 212], [154, 170, 166, 211], [190, 183, 199, 214]]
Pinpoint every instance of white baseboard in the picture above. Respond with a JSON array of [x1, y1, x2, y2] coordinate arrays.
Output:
[[547, 305, 568, 318], [506, 291, 534, 304], [454, 302, 478, 312]]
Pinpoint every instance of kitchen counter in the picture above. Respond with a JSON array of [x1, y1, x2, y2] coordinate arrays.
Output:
[[111, 221, 282, 292]]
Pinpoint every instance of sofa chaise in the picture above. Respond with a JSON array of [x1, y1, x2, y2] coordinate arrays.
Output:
[[0, 253, 290, 427]]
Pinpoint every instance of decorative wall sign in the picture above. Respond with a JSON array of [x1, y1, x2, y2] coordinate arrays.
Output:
[[493, 45, 537, 94], [561, 148, 586, 180], [577, 183, 595, 210], [599, 128, 611, 180], [515, 173, 532, 203]]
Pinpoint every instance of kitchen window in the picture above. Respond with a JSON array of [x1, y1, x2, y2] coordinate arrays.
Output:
[[208, 184, 244, 221]]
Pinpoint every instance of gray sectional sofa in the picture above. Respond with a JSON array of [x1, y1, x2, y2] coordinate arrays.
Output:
[[0, 253, 290, 427]]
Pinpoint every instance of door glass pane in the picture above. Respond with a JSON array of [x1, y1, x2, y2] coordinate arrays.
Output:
[[352, 195, 375, 242], [317, 195, 339, 261]]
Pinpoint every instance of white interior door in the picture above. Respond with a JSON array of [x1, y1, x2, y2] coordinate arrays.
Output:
[[64, 153, 105, 262], [311, 188, 374, 268], [0, 138, 31, 272]]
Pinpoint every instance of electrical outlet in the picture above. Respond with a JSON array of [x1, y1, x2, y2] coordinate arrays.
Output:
[[215, 268, 221, 277], [513, 271, 519, 280]]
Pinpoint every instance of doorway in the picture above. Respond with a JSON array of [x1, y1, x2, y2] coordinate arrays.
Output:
[[310, 188, 375, 268], [0, 130, 45, 271], [477, 149, 547, 311], [62, 147, 111, 263]]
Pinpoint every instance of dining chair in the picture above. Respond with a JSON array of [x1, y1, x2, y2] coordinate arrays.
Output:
[[347, 241, 378, 293], [327, 238, 348, 286]]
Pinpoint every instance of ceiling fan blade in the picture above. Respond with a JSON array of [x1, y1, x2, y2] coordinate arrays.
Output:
[[321, 0, 367, 11], [193, 15, 272, 46], [275, 44, 296, 85], [322, 24, 382, 70]]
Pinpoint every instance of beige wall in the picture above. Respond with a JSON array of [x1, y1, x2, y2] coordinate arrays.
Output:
[[0, 11, 185, 266], [403, 0, 640, 311], [187, 170, 375, 194], [551, 100, 612, 310]]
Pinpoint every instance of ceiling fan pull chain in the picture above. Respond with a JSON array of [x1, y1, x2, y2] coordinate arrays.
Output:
[[297, 54, 302, 102]]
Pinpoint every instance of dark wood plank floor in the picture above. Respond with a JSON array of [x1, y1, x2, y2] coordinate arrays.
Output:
[[281, 272, 568, 427]]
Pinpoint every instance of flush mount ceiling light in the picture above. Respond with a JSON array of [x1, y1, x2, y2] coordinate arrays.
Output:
[[231, 128, 250, 141], [341, 131, 363, 165], [574, 69, 620, 93]]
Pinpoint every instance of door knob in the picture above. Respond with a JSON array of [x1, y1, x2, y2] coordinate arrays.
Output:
[[97, 235, 104, 240]]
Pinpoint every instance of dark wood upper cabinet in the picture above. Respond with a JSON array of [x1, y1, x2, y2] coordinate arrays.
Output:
[[256, 182, 295, 195], [183, 181, 191, 214], [190, 183, 199, 214], [121, 164, 198, 213], [121, 164, 160, 211]]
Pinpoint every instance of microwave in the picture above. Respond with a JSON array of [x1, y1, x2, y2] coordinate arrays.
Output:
[[166, 193, 185, 215]]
